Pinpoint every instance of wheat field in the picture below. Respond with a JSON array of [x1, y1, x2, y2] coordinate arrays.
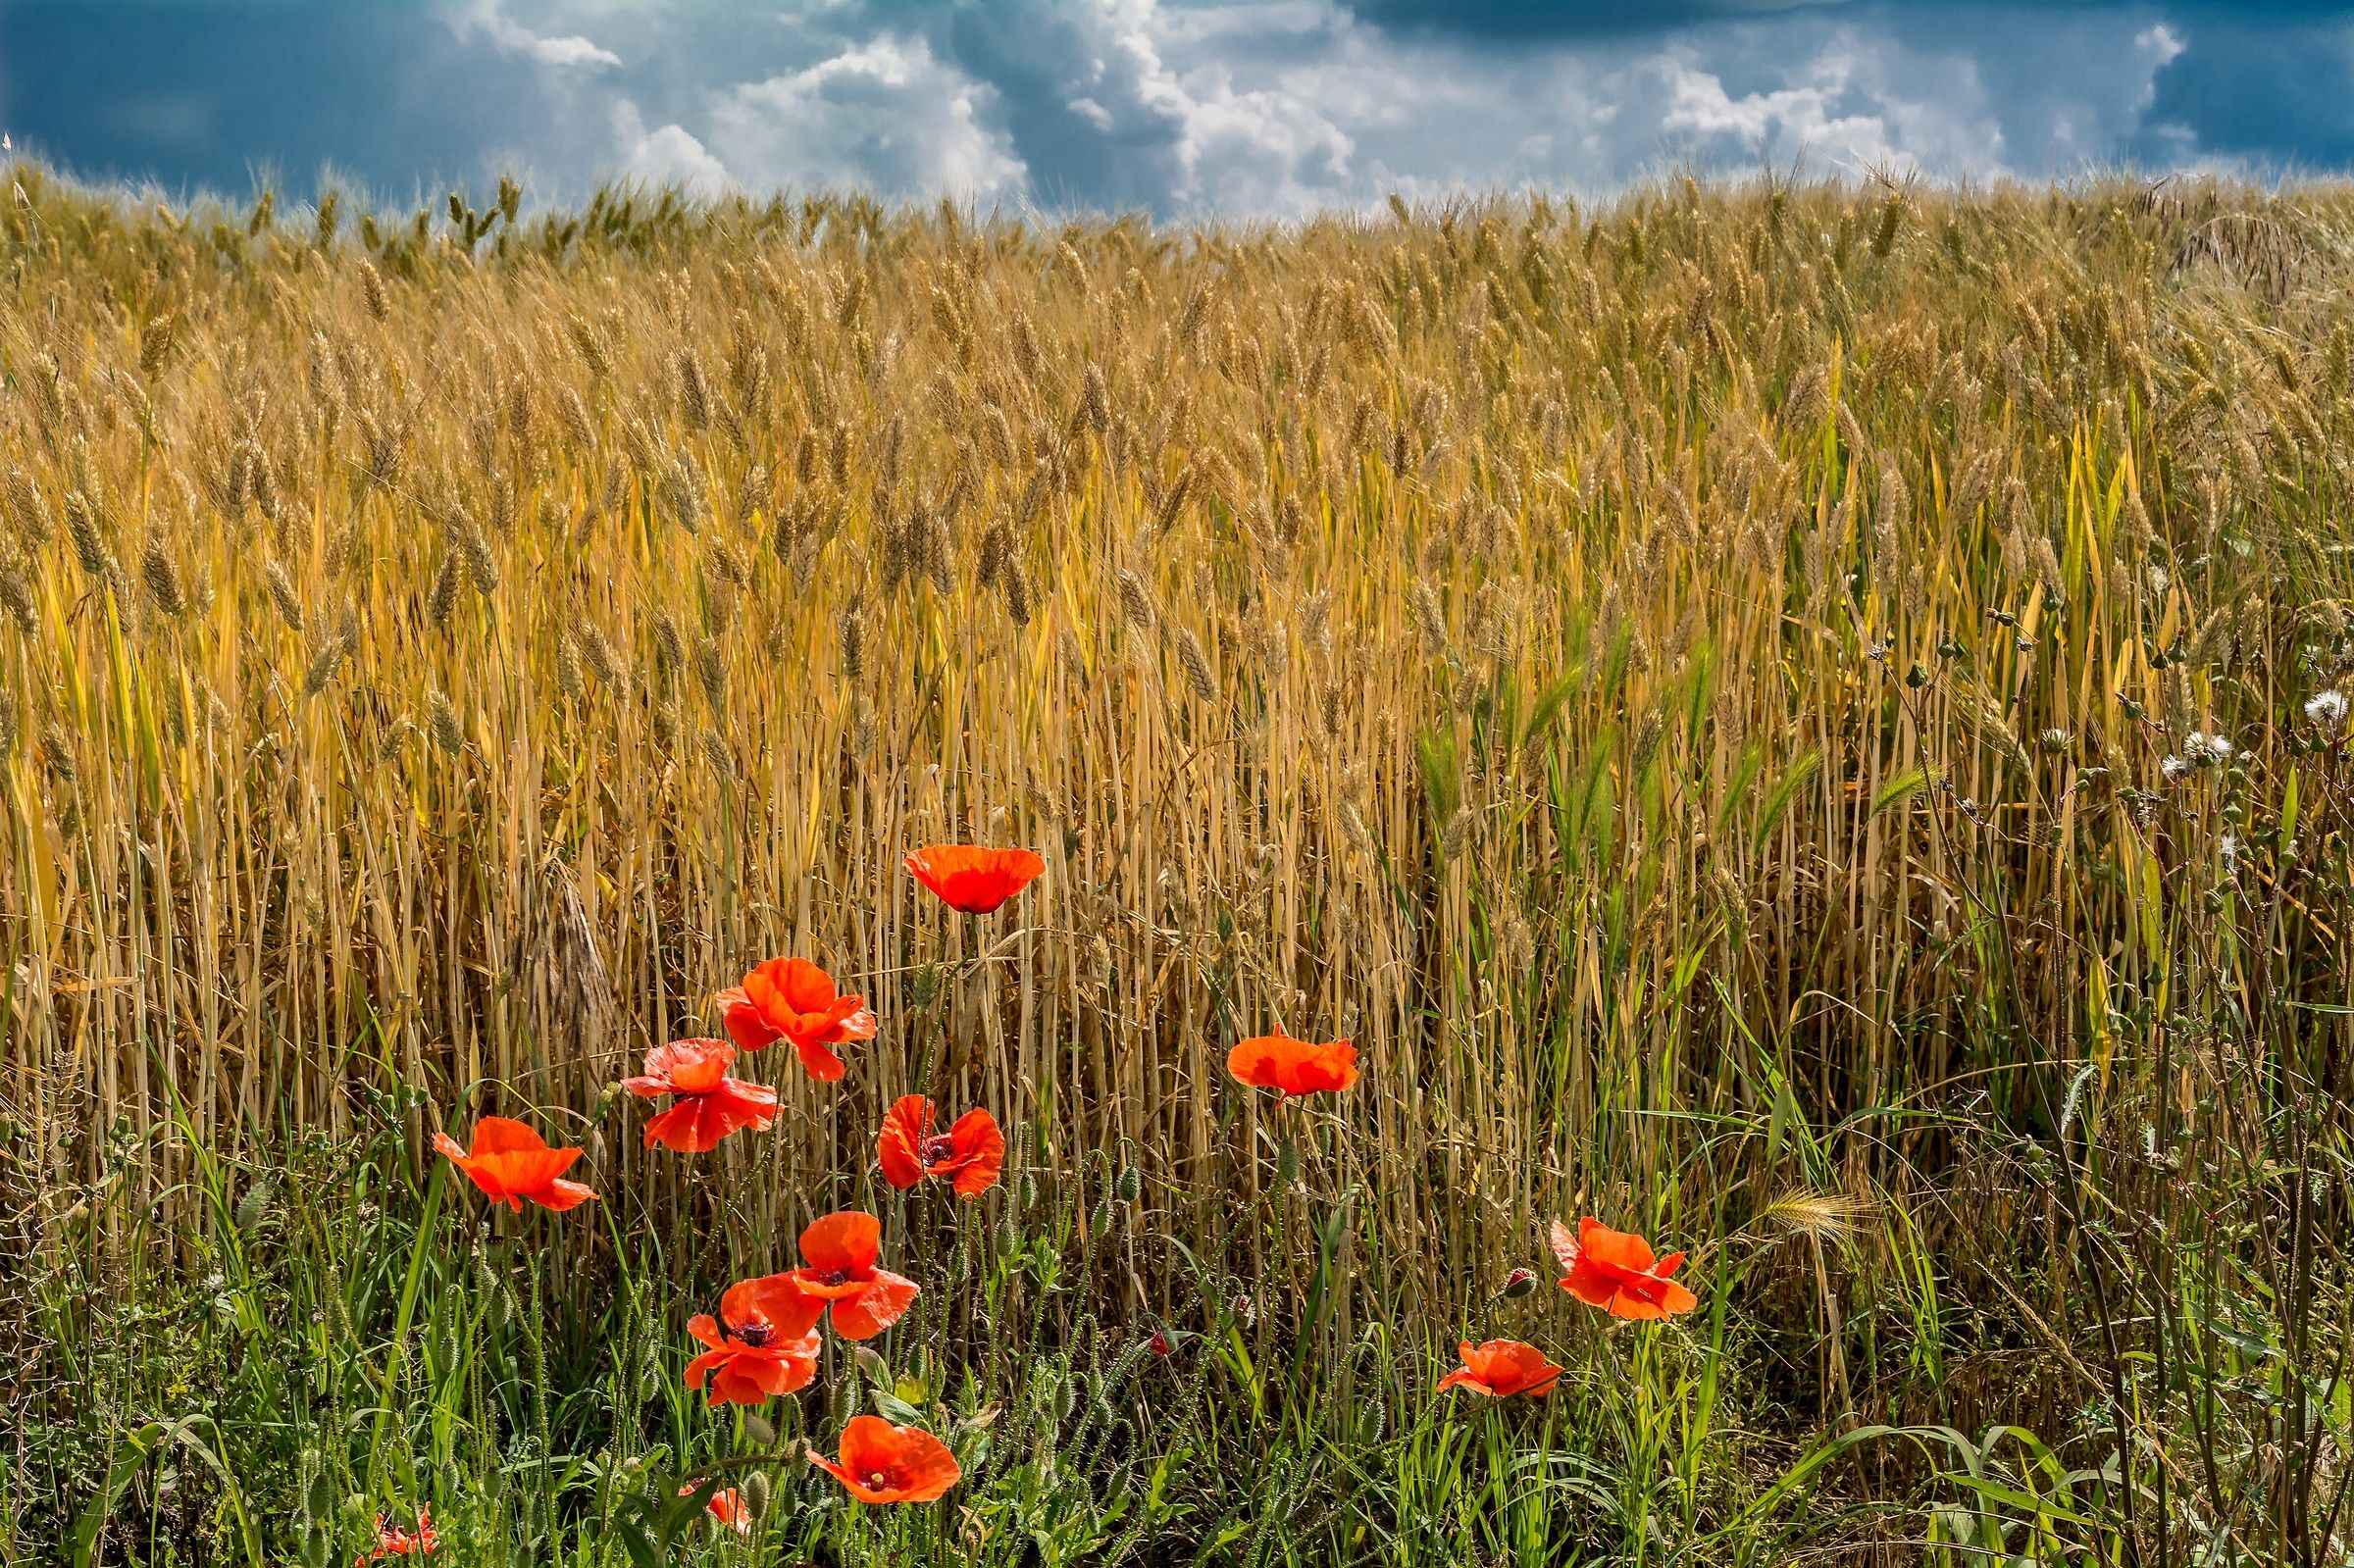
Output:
[[2, 163, 2350, 1564]]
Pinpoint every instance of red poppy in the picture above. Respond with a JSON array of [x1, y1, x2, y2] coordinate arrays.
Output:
[[685, 1274, 824, 1406], [1146, 1332, 1174, 1358], [682, 1484, 752, 1536], [1226, 1033, 1358, 1097], [785, 1211, 919, 1340], [355, 1506, 436, 1562], [1551, 1217, 1701, 1321], [809, 1415, 962, 1503], [623, 1037, 778, 1153], [717, 957, 879, 1082], [877, 1095, 1005, 1198], [432, 1117, 597, 1212], [903, 843, 1045, 914], [1437, 1339, 1563, 1398]]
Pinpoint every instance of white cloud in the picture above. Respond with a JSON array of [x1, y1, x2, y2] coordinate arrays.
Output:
[[687, 33, 1025, 201], [613, 102, 732, 196], [455, 0, 622, 71]]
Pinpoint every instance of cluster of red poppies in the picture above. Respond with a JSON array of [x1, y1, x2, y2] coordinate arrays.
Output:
[[426, 844, 1041, 1533], [416, 837, 1704, 1548]]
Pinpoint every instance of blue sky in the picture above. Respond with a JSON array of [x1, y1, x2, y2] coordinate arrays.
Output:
[[3, 1, 2351, 217]]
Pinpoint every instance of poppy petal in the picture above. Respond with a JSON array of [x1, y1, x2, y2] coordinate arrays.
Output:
[[792, 1036, 848, 1083], [830, 1268, 920, 1340], [878, 1096, 932, 1189], [799, 1210, 882, 1276], [469, 1116, 551, 1158], [534, 1177, 599, 1212], [945, 1108, 1005, 1197]]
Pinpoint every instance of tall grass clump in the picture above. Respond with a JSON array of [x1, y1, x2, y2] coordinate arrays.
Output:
[[2, 163, 2350, 1563]]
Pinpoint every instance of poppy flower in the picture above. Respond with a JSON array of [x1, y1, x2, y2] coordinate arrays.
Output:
[[432, 1117, 597, 1212], [1226, 1033, 1358, 1097], [1551, 1216, 1701, 1321], [1436, 1339, 1563, 1398], [784, 1210, 919, 1340], [877, 1095, 1005, 1198], [685, 1274, 825, 1406], [903, 843, 1045, 914], [356, 1507, 436, 1562], [716, 957, 879, 1082], [623, 1037, 779, 1153], [681, 1484, 752, 1536], [808, 1415, 962, 1503]]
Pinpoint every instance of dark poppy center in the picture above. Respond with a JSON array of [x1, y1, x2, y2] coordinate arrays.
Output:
[[818, 1268, 854, 1287], [735, 1321, 773, 1347], [920, 1135, 958, 1166]]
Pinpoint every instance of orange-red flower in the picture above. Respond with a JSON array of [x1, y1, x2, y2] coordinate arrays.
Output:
[[809, 1415, 962, 1503], [623, 1037, 778, 1153], [685, 1274, 824, 1406], [877, 1095, 1004, 1198], [1436, 1339, 1563, 1398], [1226, 1033, 1358, 1097], [1551, 1217, 1700, 1321], [432, 1117, 597, 1212], [784, 1210, 919, 1340], [717, 957, 879, 1082], [681, 1484, 752, 1536], [356, 1506, 436, 1562], [904, 843, 1045, 914]]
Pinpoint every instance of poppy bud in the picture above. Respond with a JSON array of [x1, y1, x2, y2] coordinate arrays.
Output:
[[1499, 1266, 1539, 1299], [1090, 1198, 1112, 1238], [742, 1413, 777, 1446], [1020, 1171, 1040, 1208], [1116, 1165, 1142, 1202], [1146, 1331, 1174, 1358], [590, 1080, 625, 1122], [742, 1471, 772, 1519], [1232, 1291, 1255, 1326], [1276, 1140, 1299, 1186], [303, 1468, 333, 1520]]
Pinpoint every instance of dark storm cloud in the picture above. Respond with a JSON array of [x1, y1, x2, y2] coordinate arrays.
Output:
[[0, 1, 552, 201]]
